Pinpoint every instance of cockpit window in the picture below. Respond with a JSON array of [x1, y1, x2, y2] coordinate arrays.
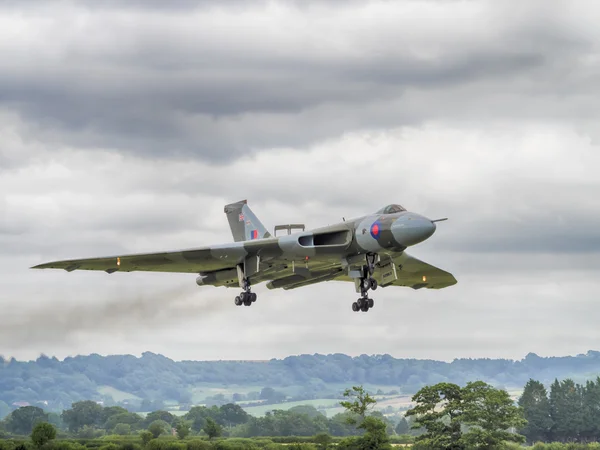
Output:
[[376, 204, 406, 214]]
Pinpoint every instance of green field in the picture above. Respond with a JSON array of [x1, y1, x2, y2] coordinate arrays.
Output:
[[97, 386, 141, 402]]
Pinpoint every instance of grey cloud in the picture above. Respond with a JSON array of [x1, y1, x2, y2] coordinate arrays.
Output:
[[2, 0, 600, 362], [1, 1, 597, 162]]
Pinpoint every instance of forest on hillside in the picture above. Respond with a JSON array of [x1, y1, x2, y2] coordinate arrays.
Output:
[[2, 350, 600, 414]]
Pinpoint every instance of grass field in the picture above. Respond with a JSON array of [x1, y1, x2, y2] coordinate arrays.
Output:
[[97, 386, 141, 402]]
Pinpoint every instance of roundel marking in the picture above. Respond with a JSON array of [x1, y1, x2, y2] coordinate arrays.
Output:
[[370, 221, 381, 239]]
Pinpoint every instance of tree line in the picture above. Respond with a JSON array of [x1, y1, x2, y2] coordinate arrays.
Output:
[[519, 376, 600, 444], [0, 392, 414, 441], [4, 350, 600, 411], [0, 387, 405, 450], [0, 381, 534, 450], [9, 377, 600, 448]]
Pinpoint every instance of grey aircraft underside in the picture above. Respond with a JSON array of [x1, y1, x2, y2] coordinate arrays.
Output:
[[32, 200, 457, 312]]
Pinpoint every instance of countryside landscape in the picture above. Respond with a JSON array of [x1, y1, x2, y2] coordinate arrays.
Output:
[[4, 350, 600, 417], [3, 351, 600, 448]]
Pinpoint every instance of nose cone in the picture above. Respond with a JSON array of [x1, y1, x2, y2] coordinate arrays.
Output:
[[391, 213, 436, 246]]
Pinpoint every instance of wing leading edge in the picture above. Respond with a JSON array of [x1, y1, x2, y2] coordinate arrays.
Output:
[[30, 244, 247, 274], [331, 251, 456, 291]]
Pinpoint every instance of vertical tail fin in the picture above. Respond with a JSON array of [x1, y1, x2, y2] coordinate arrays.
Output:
[[224, 200, 272, 242]]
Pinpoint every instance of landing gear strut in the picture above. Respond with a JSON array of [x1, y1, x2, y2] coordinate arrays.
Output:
[[351, 254, 378, 312], [234, 278, 257, 306]]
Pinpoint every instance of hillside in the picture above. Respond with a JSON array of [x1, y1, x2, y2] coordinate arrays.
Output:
[[2, 351, 600, 415]]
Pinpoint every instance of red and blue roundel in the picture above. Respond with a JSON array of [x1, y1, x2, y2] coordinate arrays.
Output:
[[370, 221, 381, 239], [251, 229, 259, 240]]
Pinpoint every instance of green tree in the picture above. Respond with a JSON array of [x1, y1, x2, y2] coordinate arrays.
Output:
[[407, 381, 526, 450], [460, 381, 526, 448], [30, 422, 56, 448], [148, 419, 170, 438], [61, 400, 103, 432], [113, 423, 131, 435], [203, 417, 221, 440], [101, 406, 128, 424], [314, 432, 333, 449], [405, 382, 465, 450], [581, 377, 600, 442], [518, 379, 553, 443], [105, 412, 143, 431], [144, 411, 174, 427], [338, 385, 391, 450], [355, 416, 392, 449], [140, 430, 153, 446], [175, 420, 191, 440], [339, 386, 376, 425], [220, 403, 249, 427], [77, 424, 103, 438], [550, 378, 584, 442], [395, 417, 409, 435], [6, 406, 49, 435], [184, 406, 211, 432]]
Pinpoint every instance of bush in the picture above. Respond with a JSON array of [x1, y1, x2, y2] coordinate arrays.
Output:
[[0, 441, 18, 450], [213, 440, 259, 450], [163, 443, 186, 450], [113, 425, 131, 436], [48, 443, 87, 450], [119, 443, 142, 450], [31, 423, 57, 448], [185, 442, 213, 450], [146, 441, 166, 450], [98, 445, 120, 450], [389, 434, 413, 444]]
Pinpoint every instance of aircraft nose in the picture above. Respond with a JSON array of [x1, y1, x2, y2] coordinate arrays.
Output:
[[391, 213, 436, 246]]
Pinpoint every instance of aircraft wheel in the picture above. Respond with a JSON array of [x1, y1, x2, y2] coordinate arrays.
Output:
[[234, 296, 242, 306], [368, 298, 374, 308], [241, 292, 251, 306], [250, 293, 257, 302], [356, 298, 364, 308], [352, 302, 359, 312], [370, 278, 378, 291], [361, 303, 369, 312]]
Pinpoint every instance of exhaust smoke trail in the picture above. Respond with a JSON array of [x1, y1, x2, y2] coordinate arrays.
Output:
[[0, 283, 232, 354]]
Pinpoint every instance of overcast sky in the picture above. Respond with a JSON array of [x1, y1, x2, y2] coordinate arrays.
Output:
[[2, 0, 600, 363]]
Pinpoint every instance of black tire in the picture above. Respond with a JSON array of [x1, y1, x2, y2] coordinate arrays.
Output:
[[370, 278, 378, 291], [352, 302, 359, 312], [234, 296, 242, 306], [250, 293, 257, 302], [361, 303, 369, 312], [368, 298, 374, 308], [244, 298, 252, 306], [356, 298, 364, 308]]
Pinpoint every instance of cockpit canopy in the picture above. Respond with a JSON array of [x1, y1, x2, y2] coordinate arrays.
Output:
[[376, 204, 407, 214]]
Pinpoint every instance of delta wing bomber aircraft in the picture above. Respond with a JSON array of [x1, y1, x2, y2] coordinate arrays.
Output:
[[32, 200, 457, 312]]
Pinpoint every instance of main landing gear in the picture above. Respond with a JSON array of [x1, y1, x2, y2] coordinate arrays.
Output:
[[234, 278, 257, 306], [351, 254, 378, 313]]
